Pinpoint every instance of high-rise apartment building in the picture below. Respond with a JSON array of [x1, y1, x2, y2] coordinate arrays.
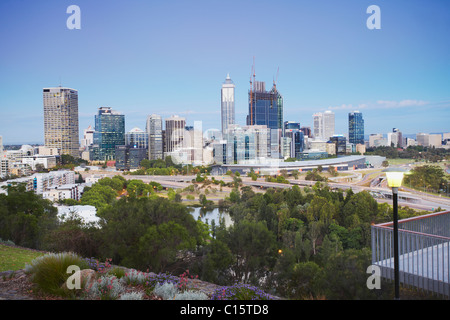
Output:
[[416, 133, 429, 147], [313, 111, 335, 141], [428, 134, 442, 148], [146, 114, 163, 160], [43, 87, 79, 158], [221, 74, 235, 136], [164, 115, 186, 154], [92, 107, 125, 161], [348, 111, 364, 145]]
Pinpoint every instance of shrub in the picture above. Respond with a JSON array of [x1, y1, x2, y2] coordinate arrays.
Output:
[[88, 275, 124, 300], [83, 257, 112, 273], [153, 282, 178, 300], [211, 283, 274, 300], [0, 238, 15, 246], [121, 269, 149, 286], [24, 252, 90, 297], [145, 272, 179, 290], [106, 267, 126, 279]]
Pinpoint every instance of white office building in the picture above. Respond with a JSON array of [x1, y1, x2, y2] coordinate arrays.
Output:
[[313, 110, 335, 141]]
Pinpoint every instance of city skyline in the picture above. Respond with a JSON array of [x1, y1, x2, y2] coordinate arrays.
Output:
[[1, 0, 449, 144]]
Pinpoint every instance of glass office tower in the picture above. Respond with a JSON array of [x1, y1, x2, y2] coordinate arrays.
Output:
[[92, 107, 125, 161], [348, 111, 364, 145], [284, 121, 304, 159], [126, 127, 148, 150], [247, 81, 283, 131]]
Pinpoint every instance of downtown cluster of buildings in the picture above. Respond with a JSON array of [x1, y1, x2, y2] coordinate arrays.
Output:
[[1, 70, 450, 179]]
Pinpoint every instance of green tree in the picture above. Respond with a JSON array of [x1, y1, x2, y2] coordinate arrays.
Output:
[[80, 183, 117, 212], [195, 239, 234, 285], [220, 220, 278, 284], [0, 183, 58, 249], [139, 221, 197, 272], [98, 197, 207, 270], [288, 261, 324, 299]]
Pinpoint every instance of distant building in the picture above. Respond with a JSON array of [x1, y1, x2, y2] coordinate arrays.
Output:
[[221, 74, 235, 136], [356, 143, 366, 154], [38, 146, 59, 156], [300, 126, 312, 138], [1, 170, 76, 195], [348, 111, 364, 145], [126, 127, 148, 150], [313, 111, 335, 141], [406, 138, 416, 147], [43, 87, 80, 158], [81, 125, 94, 149], [21, 155, 57, 170], [213, 124, 271, 165], [43, 184, 82, 202], [165, 115, 186, 154], [115, 145, 147, 171], [330, 135, 347, 156], [146, 114, 163, 160], [91, 107, 125, 161], [369, 133, 388, 147], [284, 121, 304, 159], [428, 134, 442, 148], [247, 81, 283, 131], [416, 133, 429, 147]]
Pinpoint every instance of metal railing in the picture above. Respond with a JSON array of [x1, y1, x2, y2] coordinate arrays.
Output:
[[372, 210, 450, 298]]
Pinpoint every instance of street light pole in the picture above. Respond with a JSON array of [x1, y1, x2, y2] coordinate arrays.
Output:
[[392, 186, 400, 300], [383, 167, 410, 300]]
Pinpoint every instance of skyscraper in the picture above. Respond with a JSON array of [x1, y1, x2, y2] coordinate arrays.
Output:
[[348, 111, 364, 145], [221, 74, 235, 136], [43, 87, 79, 158], [247, 80, 283, 131], [146, 114, 163, 160], [313, 111, 335, 141], [164, 115, 186, 154], [92, 107, 125, 161]]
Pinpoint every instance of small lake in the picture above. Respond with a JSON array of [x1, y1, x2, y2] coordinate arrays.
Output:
[[188, 206, 233, 228]]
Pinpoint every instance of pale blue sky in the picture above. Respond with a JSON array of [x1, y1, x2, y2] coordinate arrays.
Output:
[[0, 0, 449, 144]]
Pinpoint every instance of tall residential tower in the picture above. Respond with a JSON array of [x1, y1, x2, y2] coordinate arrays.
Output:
[[221, 74, 235, 136], [43, 87, 79, 158], [146, 114, 163, 160]]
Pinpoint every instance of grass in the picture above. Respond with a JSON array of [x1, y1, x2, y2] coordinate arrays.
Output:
[[25, 252, 90, 297], [0, 244, 46, 272]]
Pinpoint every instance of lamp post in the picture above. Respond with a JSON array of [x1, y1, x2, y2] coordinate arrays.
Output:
[[383, 167, 409, 300]]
